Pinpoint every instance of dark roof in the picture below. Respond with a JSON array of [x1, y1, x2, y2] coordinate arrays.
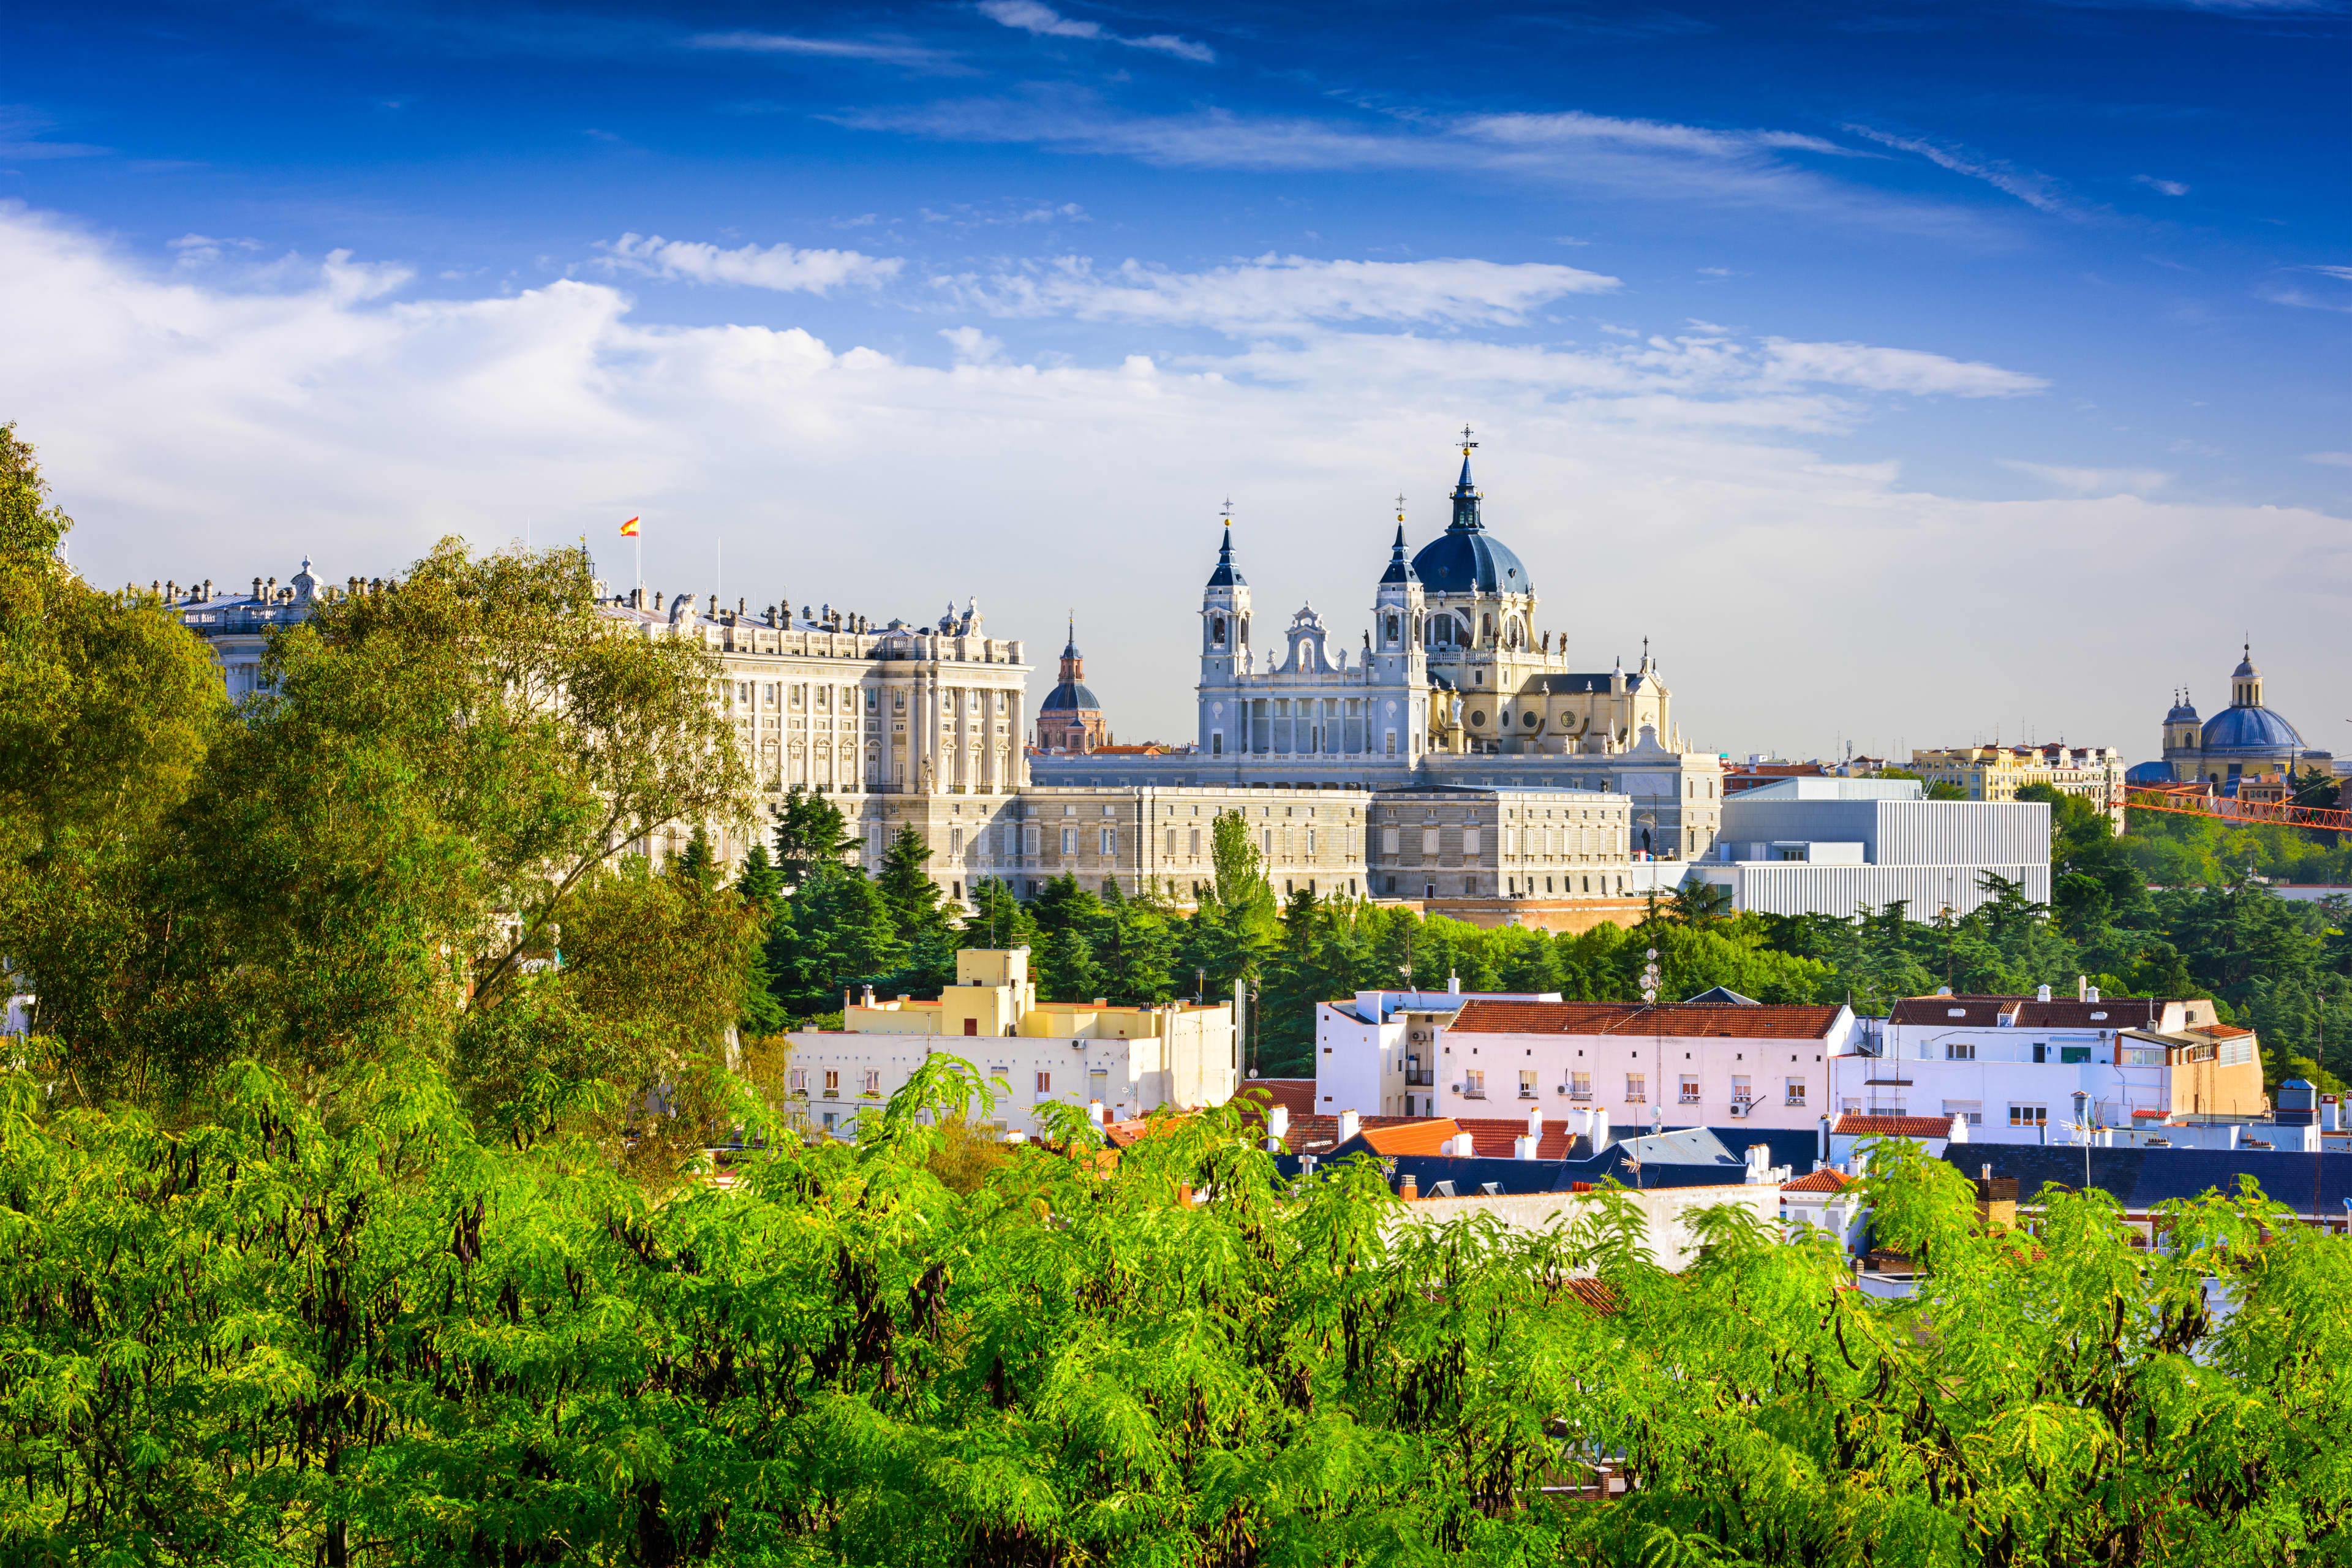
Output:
[[1683, 986, 1761, 1006], [1947, 1145, 2352, 1215], [1205, 526, 1245, 589], [1887, 995, 2165, 1029], [1037, 680, 1101, 714], [2125, 760, 2173, 785], [2203, 704, 2304, 752], [1449, 1000, 1843, 1040], [1239, 1079, 1316, 1122]]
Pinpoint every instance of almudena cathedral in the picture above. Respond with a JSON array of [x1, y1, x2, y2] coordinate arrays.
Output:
[[165, 437, 1722, 929]]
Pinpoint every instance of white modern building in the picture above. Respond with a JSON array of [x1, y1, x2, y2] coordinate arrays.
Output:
[[1685, 777, 2049, 919], [1422, 998, 1863, 1133], [1835, 989, 2264, 1141], [783, 946, 1238, 1138]]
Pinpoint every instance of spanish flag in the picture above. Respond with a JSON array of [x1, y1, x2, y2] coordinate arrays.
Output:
[[619, 516, 640, 537]]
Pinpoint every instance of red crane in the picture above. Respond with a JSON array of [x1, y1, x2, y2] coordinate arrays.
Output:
[[2124, 782, 2352, 834]]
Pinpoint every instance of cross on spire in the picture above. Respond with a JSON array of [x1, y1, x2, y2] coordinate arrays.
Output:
[[1459, 423, 1478, 453], [1220, 497, 1234, 522], [1394, 491, 1406, 518]]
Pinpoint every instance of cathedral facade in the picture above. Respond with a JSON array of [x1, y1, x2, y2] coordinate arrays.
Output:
[[1035, 439, 1725, 862]]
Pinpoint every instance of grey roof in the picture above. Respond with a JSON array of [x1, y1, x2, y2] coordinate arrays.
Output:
[[1682, 985, 1761, 1005]]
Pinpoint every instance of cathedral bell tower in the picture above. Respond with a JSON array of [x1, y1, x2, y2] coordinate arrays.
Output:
[[1198, 514, 1251, 758], [1371, 505, 1426, 677]]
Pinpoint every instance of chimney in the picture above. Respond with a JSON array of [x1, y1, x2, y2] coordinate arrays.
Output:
[[2086, 986, 2100, 1003], [1088, 1100, 1105, 1128], [1398, 1174, 1419, 1201], [1446, 1131, 1476, 1158], [1513, 1134, 1537, 1161], [1447, 971, 1461, 995], [861, 985, 876, 1007], [1746, 1143, 1770, 1183], [2076, 974, 2088, 1001], [1526, 1104, 1544, 1138], [1338, 1109, 1360, 1144], [1265, 1104, 1290, 1144], [2036, 984, 2052, 1003]]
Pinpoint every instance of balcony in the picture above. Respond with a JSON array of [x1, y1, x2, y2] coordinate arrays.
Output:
[[1678, 1092, 1702, 1105], [1455, 1085, 1487, 1100], [1404, 1070, 1435, 1087], [1518, 1090, 1539, 1101]]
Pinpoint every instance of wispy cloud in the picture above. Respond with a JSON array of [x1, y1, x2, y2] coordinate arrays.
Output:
[[835, 99, 1981, 232], [977, 1, 1215, 63], [2304, 451, 2352, 468], [598, 233, 904, 293], [2258, 266, 2352, 311], [2000, 460, 2170, 494], [0, 106, 108, 160], [1765, 339, 2048, 398], [2132, 174, 2191, 196], [933, 254, 1619, 330], [1845, 124, 2085, 217], [685, 31, 958, 70]]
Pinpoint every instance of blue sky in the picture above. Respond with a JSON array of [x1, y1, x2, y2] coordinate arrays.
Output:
[[4, 0, 2346, 760]]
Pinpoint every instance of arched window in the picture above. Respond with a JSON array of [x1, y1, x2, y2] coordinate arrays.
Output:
[[1482, 612, 1493, 643], [1212, 614, 1226, 646], [1385, 614, 1399, 643]]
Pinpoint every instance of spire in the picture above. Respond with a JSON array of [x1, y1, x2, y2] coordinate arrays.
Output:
[[1205, 518, 1246, 587], [1058, 617, 1084, 684], [1449, 424, 1483, 533], [1064, 610, 1078, 659], [1379, 520, 1419, 586]]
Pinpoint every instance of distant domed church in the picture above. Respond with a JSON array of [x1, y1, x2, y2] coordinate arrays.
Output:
[[2129, 644, 2331, 790], [1035, 619, 1112, 753]]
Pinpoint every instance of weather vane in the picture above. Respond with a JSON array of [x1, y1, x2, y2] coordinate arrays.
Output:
[[1395, 491, 1407, 521], [1460, 423, 1478, 454], [1220, 497, 1234, 524]]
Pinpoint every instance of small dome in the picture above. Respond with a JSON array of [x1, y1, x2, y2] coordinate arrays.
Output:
[[2163, 690, 2198, 723], [1038, 681, 1100, 714], [2232, 646, 2258, 679], [2201, 705, 2304, 753]]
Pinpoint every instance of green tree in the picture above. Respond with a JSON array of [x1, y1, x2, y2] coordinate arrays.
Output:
[[876, 824, 956, 995], [1035, 922, 1107, 1003]]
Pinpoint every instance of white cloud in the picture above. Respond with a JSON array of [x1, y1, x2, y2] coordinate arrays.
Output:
[[598, 233, 903, 293], [935, 254, 1619, 330], [0, 202, 2340, 759], [2306, 451, 2352, 468], [1762, 339, 2048, 397], [2305, 265, 2352, 282], [684, 31, 956, 69], [2000, 460, 2172, 495], [2132, 175, 2190, 197], [977, 1, 1215, 62]]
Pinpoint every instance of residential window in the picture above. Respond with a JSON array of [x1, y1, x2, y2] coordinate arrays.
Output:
[[1625, 1073, 1646, 1104], [1570, 1072, 1591, 1100], [2009, 1104, 2048, 1128], [1943, 1099, 1982, 1126], [1731, 1074, 1752, 1106], [1946, 1041, 1977, 1060], [1519, 1069, 1537, 1100], [1061, 827, 1076, 856], [1101, 827, 1117, 856], [786, 1068, 807, 1093], [1463, 1069, 1485, 1099], [823, 1069, 840, 1095], [861, 1069, 880, 1097], [1679, 1074, 1701, 1104], [1036, 1069, 1052, 1094], [1785, 1078, 1806, 1106]]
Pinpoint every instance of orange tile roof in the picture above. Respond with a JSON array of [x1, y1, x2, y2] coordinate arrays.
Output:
[[2186, 1023, 2252, 1040], [1240, 1079, 1317, 1123], [1447, 1117, 1589, 1159], [1833, 1114, 1956, 1139], [1355, 1118, 1461, 1156], [1449, 1000, 1842, 1040], [1563, 1278, 1623, 1315], [1277, 1114, 1439, 1155], [1782, 1167, 1855, 1194]]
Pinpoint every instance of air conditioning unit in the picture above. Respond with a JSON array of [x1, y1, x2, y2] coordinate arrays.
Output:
[[1728, 1099, 1752, 1118]]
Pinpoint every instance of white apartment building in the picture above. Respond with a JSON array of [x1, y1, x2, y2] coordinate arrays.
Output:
[[1839, 989, 2263, 1141], [1311, 986, 1567, 1120], [1427, 1000, 1862, 1132], [783, 946, 1238, 1139]]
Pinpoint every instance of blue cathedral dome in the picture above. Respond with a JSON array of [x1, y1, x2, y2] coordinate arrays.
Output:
[[1409, 448, 1533, 597], [2201, 704, 2304, 754], [1038, 680, 1099, 713]]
